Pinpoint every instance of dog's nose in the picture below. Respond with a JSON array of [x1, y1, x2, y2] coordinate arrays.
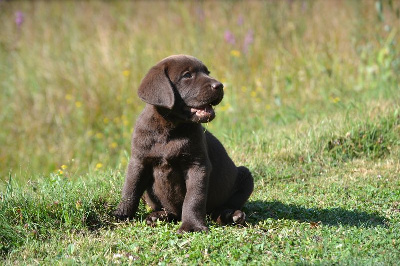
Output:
[[211, 82, 223, 91]]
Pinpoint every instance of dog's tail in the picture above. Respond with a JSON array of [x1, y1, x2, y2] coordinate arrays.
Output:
[[236, 166, 254, 201], [237, 166, 253, 182]]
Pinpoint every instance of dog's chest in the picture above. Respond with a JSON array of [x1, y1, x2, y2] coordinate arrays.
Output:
[[134, 122, 208, 177], [150, 138, 192, 202], [150, 134, 205, 178], [149, 136, 191, 161]]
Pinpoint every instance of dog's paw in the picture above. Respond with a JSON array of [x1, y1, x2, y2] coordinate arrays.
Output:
[[113, 209, 131, 221], [213, 209, 247, 226], [232, 210, 246, 225], [113, 202, 135, 221], [113, 210, 130, 221], [146, 211, 178, 227], [177, 222, 209, 234]]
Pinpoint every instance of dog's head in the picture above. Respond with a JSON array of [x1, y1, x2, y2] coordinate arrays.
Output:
[[137, 55, 224, 123]]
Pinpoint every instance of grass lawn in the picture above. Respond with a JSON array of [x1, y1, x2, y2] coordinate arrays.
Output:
[[1, 1, 400, 264]]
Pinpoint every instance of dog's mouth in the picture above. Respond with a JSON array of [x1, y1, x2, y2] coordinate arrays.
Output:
[[183, 95, 223, 123], [190, 104, 215, 119], [184, 103, 216, 123]]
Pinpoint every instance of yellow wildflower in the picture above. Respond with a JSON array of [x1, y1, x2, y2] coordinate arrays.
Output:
[[230, 50, 241, 57], [75, 101, 82, 108], [113, 117, 121, 124], [255, 78, 262, 87], [95, 133, 104, 139], [65, 94, 73, 101], [219, 103, 232, 112], [123, 70, 130, 77], [286, 22, 295, 32], [331, 97, 341, 103], [61, 165, 67, 170], [110, 142, 118, 149], [121, 115, 129, 125], [96, 163, 103, 169], [126, 98, 134, 104]]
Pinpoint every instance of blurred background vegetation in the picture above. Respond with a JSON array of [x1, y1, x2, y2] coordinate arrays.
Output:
[[0, 0, 399, 182]]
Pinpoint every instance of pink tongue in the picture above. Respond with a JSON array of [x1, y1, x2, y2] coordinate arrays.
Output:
[[191, 105, 214, 117]]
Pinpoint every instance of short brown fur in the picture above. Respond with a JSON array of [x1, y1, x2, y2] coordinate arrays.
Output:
[[114, 55, 253, 233]]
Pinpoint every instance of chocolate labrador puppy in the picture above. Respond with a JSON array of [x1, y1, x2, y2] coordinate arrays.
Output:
[[114, 55, 253, 233]]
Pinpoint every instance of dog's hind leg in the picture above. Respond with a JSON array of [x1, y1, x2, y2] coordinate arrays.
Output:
[[211, 166, 254, 225]]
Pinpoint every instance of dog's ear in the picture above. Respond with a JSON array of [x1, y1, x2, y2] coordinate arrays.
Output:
[[137, 65, 175, 109]]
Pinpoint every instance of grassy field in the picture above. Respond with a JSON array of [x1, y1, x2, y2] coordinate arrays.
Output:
[[1, 0, 400, 264]]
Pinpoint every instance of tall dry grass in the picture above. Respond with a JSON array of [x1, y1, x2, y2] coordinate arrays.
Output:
[[0, 0, 399, 181]]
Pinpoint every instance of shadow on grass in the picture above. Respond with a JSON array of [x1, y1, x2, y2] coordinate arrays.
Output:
[[244, 200, 386, 228], [84, 200, 387, 231]]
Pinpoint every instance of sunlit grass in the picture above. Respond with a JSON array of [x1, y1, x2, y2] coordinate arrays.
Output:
[[0, 0, 400, 264]]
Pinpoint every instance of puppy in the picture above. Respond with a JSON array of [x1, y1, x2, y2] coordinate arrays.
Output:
[[114, 55, 253, 233]]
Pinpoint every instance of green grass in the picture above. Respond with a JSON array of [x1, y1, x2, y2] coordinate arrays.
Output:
[[1, 0, 400, 264]]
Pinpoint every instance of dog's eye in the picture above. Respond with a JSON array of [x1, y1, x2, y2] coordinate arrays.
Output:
[[182, 72, 192, 79]]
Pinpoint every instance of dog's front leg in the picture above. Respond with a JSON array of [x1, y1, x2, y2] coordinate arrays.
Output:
[[114, 158, 149, 220], [178, 165, 210, 233]]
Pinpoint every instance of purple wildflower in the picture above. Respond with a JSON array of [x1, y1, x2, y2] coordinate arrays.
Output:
[[15, 11, 24, 28], [237, 15, 244, 26], [195, 6, 205, 22], [243, 29, 254, 54], [224, 30, 236, 45], [302, 0, 307, 12]]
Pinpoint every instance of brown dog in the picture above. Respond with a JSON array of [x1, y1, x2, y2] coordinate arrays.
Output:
[[114, 55, 253, 232]]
